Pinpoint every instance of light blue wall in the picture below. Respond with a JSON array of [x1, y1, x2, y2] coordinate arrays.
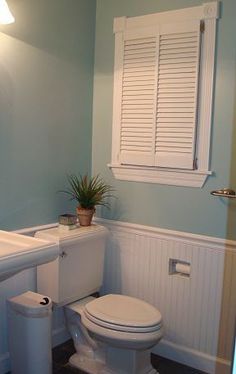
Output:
[[0, 0, 235, 238], [0, 0, 96, 230], [92, 0, 236, 239]]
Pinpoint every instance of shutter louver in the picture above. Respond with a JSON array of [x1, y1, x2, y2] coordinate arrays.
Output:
[[120, 28, 158, 166], [155, 21, 201, 169]]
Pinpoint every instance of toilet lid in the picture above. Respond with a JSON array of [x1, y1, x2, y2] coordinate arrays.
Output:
[[84, 294, 162, 332]]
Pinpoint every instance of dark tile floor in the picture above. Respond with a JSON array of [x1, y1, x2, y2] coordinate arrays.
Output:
[[53, 339, 207, 374]]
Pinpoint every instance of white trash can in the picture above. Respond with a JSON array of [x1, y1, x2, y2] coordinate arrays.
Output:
[[7, 291, 52, 374]]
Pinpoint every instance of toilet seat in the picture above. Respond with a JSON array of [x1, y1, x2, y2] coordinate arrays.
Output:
[[84, 311, 162, 333], [84, 294, 162, 333]]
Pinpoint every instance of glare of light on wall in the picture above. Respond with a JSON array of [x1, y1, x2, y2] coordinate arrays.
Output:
[[0, 0, 15, 24]]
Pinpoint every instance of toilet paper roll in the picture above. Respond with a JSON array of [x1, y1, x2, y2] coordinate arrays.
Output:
[[175, 263, 190, 275]]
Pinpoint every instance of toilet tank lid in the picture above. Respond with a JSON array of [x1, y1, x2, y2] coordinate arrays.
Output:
[[35, 224, 108, 244], [85, 294, 162, 328]]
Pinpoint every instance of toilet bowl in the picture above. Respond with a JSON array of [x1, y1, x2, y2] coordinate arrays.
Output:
[[36, 225, 163, 374], [82, 294, 163, 349], [66, 294, 163, 374]]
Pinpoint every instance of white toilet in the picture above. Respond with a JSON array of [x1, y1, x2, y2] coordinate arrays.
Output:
[[36, 224, 163, 374]]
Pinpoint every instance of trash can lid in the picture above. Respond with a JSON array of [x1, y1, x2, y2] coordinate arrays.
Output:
[[7, 291, 52, 318]]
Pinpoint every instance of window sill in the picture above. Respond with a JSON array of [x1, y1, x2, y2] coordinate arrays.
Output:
[[108, 164, 212, 188]]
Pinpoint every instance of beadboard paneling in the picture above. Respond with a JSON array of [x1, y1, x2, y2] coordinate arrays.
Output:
[[1, 220, 235, 374], [99, 218, 235, 374]]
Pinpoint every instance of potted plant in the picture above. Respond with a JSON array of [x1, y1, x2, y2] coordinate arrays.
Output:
[[61, 174, 114, 226]]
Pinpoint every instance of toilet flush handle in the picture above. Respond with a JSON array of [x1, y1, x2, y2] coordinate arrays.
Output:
[[60, 251, 67, 258]]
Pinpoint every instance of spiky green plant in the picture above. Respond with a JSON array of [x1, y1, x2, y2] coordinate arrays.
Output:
[[61, 174, 114, 209]]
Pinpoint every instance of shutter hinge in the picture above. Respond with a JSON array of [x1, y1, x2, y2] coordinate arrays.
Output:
[[193, 158, 198, 170], [200, 20, 205, 33]]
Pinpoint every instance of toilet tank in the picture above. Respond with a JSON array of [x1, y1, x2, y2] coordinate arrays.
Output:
[[35, 225, 108, 306]]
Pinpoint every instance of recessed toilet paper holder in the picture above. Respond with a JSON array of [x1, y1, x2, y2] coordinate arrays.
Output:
[[169, 259, 191, 278]]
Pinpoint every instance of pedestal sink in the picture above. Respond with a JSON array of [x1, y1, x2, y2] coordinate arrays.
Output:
[[0, 230, 59, 281]]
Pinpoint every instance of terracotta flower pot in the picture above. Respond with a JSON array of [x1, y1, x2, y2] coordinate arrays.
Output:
[[76, 207, 95, 226]]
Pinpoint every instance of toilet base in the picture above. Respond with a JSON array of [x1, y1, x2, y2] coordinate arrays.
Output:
[[69, 352, 105, 374], [69, 348, 158, 374]]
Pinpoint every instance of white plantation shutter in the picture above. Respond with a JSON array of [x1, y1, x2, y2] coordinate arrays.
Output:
[[112, 6, 218, 186], [118, 20, 201, 170], [155, 20, 201, 169], [119, 27, 158, 166]]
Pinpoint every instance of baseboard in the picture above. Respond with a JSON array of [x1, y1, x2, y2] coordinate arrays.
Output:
[[153, 339, 231, 374]]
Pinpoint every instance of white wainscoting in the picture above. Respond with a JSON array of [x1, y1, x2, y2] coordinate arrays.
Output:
[[97, 218, 236, 374], [1, 220, 235, 374], [0, 223, 69, 374]]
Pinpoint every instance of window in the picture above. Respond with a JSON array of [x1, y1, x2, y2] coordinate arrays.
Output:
[[109, 2, 219, 187]]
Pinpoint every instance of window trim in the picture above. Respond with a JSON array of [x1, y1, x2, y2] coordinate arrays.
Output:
[[109, 2, 219, 188]]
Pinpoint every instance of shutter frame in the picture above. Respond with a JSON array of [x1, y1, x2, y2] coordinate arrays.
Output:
[[111, 5, 218, 187]]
